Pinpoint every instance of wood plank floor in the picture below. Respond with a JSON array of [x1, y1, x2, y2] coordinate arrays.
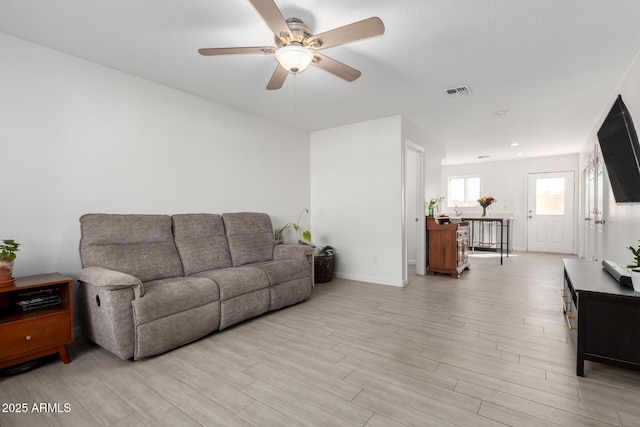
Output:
[[3, 252, 640, 426]]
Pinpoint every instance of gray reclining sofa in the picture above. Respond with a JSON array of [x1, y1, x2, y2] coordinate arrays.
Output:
[[77, 212, 314, 360]]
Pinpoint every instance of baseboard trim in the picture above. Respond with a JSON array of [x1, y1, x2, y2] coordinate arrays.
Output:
[[335, 272, 404, 287]]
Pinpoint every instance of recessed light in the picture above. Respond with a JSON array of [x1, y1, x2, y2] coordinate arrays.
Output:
[[516, 152, 524, 156], [494, 110, 510, 116], [510, 142, 519, 147]]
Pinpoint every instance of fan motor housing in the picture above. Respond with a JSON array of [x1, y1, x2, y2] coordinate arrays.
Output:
[[275, 18, 314, 48]]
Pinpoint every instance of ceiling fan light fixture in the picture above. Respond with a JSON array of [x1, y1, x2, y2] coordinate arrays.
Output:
[[275, 44, 313, 73]]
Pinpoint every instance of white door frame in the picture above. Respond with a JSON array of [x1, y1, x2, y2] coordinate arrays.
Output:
[[403, 141, 426, 283]]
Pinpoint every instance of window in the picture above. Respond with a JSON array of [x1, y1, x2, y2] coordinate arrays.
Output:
[[536, 177, 565, 215], [448, 176, 481, 207]]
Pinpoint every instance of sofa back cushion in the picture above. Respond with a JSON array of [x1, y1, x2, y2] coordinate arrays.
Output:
[[222, 212, 275, 267], [79, 214, 184, 282], [172, 214, 232, 275]]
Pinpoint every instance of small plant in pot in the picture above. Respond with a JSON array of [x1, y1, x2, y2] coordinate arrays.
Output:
[[628, 240, 640, 291], [0, 239, 20, 286]]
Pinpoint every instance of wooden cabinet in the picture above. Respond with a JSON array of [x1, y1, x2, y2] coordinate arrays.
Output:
[[0, 273, 74, 369], [426, 216, 470, 278]]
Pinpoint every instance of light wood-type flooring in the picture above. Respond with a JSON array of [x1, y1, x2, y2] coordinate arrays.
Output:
[[3, 252, 640, 426]]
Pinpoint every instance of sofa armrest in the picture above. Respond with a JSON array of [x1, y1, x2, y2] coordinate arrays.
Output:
[[78, 266, 145, 298], [274, 244, 314, 262]]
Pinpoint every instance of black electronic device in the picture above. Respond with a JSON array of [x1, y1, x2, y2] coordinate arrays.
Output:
[[602, 259, 633, 287], [597, 95, 640, 203], [13, 287, 61, 311]]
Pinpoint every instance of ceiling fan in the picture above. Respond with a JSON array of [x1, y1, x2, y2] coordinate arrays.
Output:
[[198, 0, 385, 90]]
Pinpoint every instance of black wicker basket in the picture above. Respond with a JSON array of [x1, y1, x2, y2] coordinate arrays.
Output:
[[314, 254, 335, 283]]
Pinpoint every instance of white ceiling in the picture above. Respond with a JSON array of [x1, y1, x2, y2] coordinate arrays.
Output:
[[2, 0, 640, 164]]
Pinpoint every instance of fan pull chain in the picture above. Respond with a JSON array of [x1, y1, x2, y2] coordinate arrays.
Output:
[[292, 72, 298, 110]]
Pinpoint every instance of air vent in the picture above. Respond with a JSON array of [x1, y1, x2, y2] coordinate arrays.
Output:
[[445, 85, 472, 96]]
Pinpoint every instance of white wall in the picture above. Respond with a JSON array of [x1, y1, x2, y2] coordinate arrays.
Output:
[[402, 118, 445, 202], [310, 116, 403, 286], [310, 115, 443, 286], [0, 33, 310, 278], [442, 154, 580, 252], [580, 50, 640, 266]]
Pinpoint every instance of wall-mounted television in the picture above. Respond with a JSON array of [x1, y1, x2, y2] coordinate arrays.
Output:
[[597, 95, 640, 203]]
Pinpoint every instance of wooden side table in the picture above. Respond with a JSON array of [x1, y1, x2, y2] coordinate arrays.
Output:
[[0, 273, 74, 369]]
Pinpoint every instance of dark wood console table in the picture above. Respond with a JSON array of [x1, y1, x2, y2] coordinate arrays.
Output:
[[563, 258, 640, 376], [461, 216, 512, 265]]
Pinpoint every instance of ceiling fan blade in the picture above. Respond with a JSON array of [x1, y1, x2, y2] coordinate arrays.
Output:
[[198, 47, 276, 56], [311, 53, 361, 82], [266, 65, 288, 90], [248, 0, 292, 41], [308, 17, 385, 50]]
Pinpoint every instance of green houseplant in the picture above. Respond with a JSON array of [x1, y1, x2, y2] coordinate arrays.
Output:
[[0, 239, 20, 285], [274, 209, 312, 245], [627, 240, 640, 269]]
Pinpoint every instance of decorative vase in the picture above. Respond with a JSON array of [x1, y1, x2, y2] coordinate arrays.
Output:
[[631, 269, 640, 292], [481, 206, 487, 217], [0, 258, 15, 287]]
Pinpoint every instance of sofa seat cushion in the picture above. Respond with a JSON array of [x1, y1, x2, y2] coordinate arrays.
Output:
[[131, 277, 219, 325], [255, 259, 311, 286], [193, 266, 269, 301]]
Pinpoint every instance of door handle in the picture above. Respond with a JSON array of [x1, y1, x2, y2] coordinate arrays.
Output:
[[584, 218, 591, 221], [528, 215, 532, 219]]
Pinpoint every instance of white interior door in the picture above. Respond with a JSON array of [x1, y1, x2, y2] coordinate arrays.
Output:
[[527, 171, 575, 253], [582, 149, 605, 261], [583, 159, 596, 260], [594, 155, 605, 261], [406, 149, 418, 264], [404, 142, 425, 279]]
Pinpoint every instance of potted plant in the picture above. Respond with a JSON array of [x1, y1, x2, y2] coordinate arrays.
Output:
[[627, 240, 640, 291], [0, 239, 20, 286], [274, 209, 312, 245], [427, 197, 444, 217]]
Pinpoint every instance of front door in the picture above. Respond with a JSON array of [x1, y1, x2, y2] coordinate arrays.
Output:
[[527, 171, 575, 253]]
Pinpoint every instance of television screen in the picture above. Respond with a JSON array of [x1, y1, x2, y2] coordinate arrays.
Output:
[[597, 95, 640, 203]]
